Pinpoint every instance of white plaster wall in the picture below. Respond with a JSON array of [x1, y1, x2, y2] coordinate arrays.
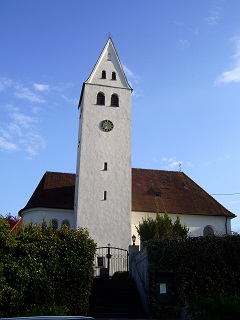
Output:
[[131, 211, 231, 246], [87, 39, 130, 89], [21, 208, 74, 228], [75, 84, 132, 249], [74, 39, 132, 249]]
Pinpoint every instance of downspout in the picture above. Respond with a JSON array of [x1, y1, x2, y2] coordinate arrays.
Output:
[[225, 217, 228, 235]]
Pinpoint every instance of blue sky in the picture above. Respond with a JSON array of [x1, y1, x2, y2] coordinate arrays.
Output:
[[1, 0, 240, 231]]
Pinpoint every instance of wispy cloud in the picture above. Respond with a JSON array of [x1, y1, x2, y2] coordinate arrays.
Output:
[[205, 0, 223, 25], [0, 77, 13, 91], [179, 39, 190, 49], [160, 156, 193, 171], [123, 64, 141, 97], [0, 105, 46, 157], [61, 94, 78, 105], [203, 155, 230, 166], [0, 137, 18, 152], [0, 77, 73, 157], [33, 83, 50, 92], [14, 85, 46, 103], [0, 77, 49, 103], [215, 37, 240, 85], [123, 64, 134, 78]]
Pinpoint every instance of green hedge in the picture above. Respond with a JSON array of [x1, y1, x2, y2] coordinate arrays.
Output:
[[0, 218, 96, 317], [146, 236, 240, 319]]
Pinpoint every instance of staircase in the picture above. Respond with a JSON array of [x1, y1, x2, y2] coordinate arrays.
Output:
[[88, 278, 147, 319]]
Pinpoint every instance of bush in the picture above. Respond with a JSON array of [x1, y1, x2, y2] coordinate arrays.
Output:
[[0, 218, 96, 317], [190, 296, 240, 320], [136, 213, 189, 244], [146, 236, 240, 319], [112, 271, 129, 279]]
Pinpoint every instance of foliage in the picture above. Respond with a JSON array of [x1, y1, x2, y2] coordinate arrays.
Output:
[[190, 296, 240, 320], [4, 213, 18, 228], [112, 271, 129, 279], [146, 236, 240, 319], [0, 217, 96, 317], [136, 213, 189, 244]]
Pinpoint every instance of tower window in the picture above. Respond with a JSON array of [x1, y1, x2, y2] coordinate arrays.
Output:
[[103, 191, 107, 200], [155, 192, 161, 197], [112, 72, 116, 80], [107, 53, 111, 60], [97, 92, 105, 105], [101, 70, 106, 79], [104, 162, 108, 170], [111, 94, 119, 107]]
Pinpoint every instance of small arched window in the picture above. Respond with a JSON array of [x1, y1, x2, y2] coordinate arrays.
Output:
[[62, 220, 70, 228], [107, 53, 111, 60], [112, 72, 116, 80], [52, 219, 58, 231], [97, 92, 105, 105], [101, 70, 106, 79], [111, 94, 119, 107], [203, 225, 214, 236]]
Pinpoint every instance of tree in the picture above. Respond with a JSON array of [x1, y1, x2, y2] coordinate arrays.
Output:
[[4, 213, 18, 230], [136, 213, 189, 244]]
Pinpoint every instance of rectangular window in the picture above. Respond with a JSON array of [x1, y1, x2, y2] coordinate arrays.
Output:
[[104, 162, 108, 170], [103, 191, 107, 200]]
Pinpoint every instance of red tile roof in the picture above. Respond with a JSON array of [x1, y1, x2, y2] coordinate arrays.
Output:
[[19, 172, 75, 213], [19, 169, 235, 218], [132, 169, 235, 217]]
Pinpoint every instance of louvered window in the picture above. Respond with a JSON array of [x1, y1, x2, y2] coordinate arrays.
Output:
[[97, 92, 105, 105], [102, 70, 106, 79], [111, 94, 119, 107]]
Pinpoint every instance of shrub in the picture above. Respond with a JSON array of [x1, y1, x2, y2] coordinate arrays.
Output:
[[0, 219, 96, 317], [146, 236, 240, 319], [136, 213, 189, 244]]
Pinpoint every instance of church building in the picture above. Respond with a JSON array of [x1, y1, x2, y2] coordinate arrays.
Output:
[[19, 38, 235, 249]]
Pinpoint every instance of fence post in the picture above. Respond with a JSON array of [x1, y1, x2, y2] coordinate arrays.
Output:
[[129, 243, 139, 278]]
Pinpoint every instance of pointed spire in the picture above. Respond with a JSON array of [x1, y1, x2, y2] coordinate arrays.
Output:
[[85, 38, 132, 91]]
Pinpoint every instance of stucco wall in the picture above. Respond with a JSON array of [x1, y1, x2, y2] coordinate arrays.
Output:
[[131, 211, 231, 246], [21, 208, 74, 229], [74, 40, 132, 250]]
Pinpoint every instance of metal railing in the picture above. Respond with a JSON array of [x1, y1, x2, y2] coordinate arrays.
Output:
[[93, 245, 129, 278]]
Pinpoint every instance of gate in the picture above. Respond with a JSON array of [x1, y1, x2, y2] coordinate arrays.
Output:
[[93, 245, 129, 278]]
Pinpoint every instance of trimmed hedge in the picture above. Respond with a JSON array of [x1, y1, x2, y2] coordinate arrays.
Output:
[[0, 219, 96, 317], [146, 236, 240, 319]]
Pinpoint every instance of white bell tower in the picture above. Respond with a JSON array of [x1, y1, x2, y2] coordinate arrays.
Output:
[[74, 38, 132, 249]]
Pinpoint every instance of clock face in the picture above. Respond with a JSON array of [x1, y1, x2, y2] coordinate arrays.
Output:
[[100, 120, 114, 132]]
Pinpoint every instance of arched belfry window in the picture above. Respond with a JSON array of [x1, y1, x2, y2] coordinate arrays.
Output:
[[112, 72, 116, 80], [111, 94, 119, 107], [101, 70, 106, 79], [203, 225, 214, 236], [97, 92, 105, 105]]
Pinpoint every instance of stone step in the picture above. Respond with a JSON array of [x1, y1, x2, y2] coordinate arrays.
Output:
[[88, 278, 147, 319]]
